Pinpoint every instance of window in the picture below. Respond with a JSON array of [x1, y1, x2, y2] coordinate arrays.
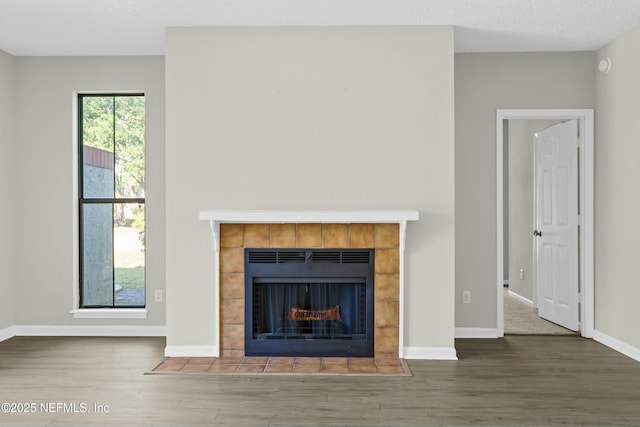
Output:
[[78, 94, 145, 308]]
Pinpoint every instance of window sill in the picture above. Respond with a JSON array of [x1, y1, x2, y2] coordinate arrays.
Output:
[[70, 309, 148, 319]]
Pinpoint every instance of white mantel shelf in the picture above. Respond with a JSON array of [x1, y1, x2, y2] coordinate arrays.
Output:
[[199, 209, 419, 252]]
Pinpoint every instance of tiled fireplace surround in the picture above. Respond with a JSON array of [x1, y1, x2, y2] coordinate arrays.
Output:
[[218, 222, 401, 358]]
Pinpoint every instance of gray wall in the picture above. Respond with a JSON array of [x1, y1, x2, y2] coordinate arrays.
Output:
[[595, 25, 640, 349], [0, 50, 16, 331], [507, 119, 563, 302], [13, 56, 166, 326], [165, 26, 456, 350], [455, 52, 596, 328]]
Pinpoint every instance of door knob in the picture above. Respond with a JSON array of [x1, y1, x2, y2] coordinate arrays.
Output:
[[533, 229, 542, 237]]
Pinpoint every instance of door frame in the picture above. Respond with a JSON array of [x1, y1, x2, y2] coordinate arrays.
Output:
[[496, 109, 594, 338]]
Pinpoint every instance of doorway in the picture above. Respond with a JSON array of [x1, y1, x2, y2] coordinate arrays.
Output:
[[496, 109, 594, 338]]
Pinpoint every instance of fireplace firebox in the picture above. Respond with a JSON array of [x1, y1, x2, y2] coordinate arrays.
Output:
[[244, 248, 374, 357]]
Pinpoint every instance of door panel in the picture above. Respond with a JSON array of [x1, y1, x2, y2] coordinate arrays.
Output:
[[535, 120, 579, 331]]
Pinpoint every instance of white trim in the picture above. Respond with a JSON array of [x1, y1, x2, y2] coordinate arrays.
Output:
[[199, 209, 419, 223], [497, 113, 505, 337], [496, 109, 594, 339], [14, 325, 166, 336], [199, 209, 419, 252], [506, 290, 534, 307], [397, 220, 407, 358], [593, 330, 640, 363], [70, 308, 148, 319], [455, 328, 499, 338], [72, 92, 80, 312], [0, 326, 15, 342], [164, 345, 219, 357], [403, 346, 458, 360]]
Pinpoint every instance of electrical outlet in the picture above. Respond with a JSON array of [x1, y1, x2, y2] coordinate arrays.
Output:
[[462, 290, 471, 304], [155, 290, 163, 303], [520, 269, 525, 280]]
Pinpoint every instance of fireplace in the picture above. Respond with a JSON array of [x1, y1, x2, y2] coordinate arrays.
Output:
[[197, 213, 419, 359], [245, 248, 374, 357]]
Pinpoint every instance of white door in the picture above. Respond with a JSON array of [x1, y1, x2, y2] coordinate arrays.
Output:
[[534, 120, 579, 331]]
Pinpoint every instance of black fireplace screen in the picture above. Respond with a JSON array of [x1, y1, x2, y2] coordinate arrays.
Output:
[[245, 249, 374, 357], [253, 280, 367, 339]]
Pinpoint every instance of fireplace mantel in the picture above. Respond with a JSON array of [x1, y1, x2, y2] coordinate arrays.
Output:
[[199, 210, 419, 252], [199, 209, 419, 358]]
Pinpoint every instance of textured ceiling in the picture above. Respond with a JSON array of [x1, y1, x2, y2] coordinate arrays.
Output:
[[1, 0, 640, 56]]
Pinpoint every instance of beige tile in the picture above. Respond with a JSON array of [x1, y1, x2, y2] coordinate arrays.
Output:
[[321, 363, 349, 373], [349, 223, 375, 248], [375, 326, 399, 354], [293, 363, 321, 373], [375, 274, 399, 300], [270, 224, 296, 248], [242, 357, 269, 365], [221, 298, 244, 325], [349, 358, 376, 367], [181, 363, 213, 372], [236, 364, 266, 373], [350, 364, 378, 374], [295, 357, 322, 365], [375, 248, 400, 274], [245, 224, 270, 248], [215, 356, 244, 365], [207, 363, 239, 373], [220, 224, 244, 248], [265, 363, 293, 373], [162, 357, 190, 364], [321, 357, 349, 365], [322, 224, 348, 248], [221, 325, 244, 351], [220, 247, 244, 273], [268, 357, 296, 365], [375, 300, 399, 327], [296, 223, 322, 248], [186, 357, 217, 365], [221, 273, 244, 299], [375, 224, 399, 248]]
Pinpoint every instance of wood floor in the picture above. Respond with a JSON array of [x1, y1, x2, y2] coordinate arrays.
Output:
[[1, 336, 639, 426]]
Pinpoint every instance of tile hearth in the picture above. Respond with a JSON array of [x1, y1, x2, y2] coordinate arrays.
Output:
[[152, 356, 410, 375]]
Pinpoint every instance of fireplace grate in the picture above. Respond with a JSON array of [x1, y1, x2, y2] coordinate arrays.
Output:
[[247, 249, 371, 265]]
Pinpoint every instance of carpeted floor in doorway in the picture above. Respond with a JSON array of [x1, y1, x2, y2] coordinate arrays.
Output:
[[504, 288, 578, 335]]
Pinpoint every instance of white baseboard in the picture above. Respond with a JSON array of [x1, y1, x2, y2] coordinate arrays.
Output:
[[455, 327, 499, 338], [14, 325, 166, 337], [507, 290, 534, 307], [403, 346, 457, 360], [164, 345, 219, 358], [593, 330, 640, 363], [0, 326, 15, 342]]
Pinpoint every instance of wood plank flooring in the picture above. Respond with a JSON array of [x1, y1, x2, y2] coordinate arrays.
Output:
[[0, 335, 639, 426]]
